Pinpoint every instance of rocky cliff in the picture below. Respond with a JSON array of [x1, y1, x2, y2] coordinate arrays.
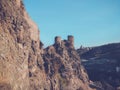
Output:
[[0, 0, 46, 89], [0, 0, 94, 90], [43, 36, 94, 90]]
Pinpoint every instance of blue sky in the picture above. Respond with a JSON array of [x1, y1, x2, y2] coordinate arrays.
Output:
[[24, 0, 120, 48]]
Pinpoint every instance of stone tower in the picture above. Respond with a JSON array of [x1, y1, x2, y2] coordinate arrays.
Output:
[[55, 36, 62, 45], [68, 35, 74, 47]]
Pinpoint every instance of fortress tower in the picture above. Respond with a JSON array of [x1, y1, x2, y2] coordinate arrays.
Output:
[[55, 36, 62, 45], [68, 35, 74, 46]]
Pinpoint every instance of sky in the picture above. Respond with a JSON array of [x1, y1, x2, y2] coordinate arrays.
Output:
[[23, 0, 120, 48]]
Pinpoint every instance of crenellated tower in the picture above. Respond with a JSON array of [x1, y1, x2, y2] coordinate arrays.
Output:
[[55, 36, 62, 46], [68, 35, 74, 47]]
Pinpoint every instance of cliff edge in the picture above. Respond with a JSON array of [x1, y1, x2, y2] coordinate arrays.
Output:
[[0, 0, 95, 90]]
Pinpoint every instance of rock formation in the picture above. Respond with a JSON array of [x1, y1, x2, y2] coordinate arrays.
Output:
[[0, 0, 46, 90], [43, 36, 94, 90], [0, 0, 95, 90]]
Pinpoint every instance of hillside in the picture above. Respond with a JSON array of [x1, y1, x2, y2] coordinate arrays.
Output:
[[77, 43, 120, 90]]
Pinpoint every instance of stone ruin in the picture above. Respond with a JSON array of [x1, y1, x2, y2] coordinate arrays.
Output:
[[55, 36, 62, 45], [68, 35, 74, 47], [54, 35, 74, 48]]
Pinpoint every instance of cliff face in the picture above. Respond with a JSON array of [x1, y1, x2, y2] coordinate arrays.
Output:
[[0, 0, 94, 90], [0, 0, 46, 90]]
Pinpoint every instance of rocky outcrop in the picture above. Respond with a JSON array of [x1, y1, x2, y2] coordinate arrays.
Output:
[[0, 0, 95, 90], [43, 36, 94, 90]]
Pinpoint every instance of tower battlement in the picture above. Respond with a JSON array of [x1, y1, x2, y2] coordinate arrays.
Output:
[[55, 36, 61, 45], [68, 35, 74, 46]]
